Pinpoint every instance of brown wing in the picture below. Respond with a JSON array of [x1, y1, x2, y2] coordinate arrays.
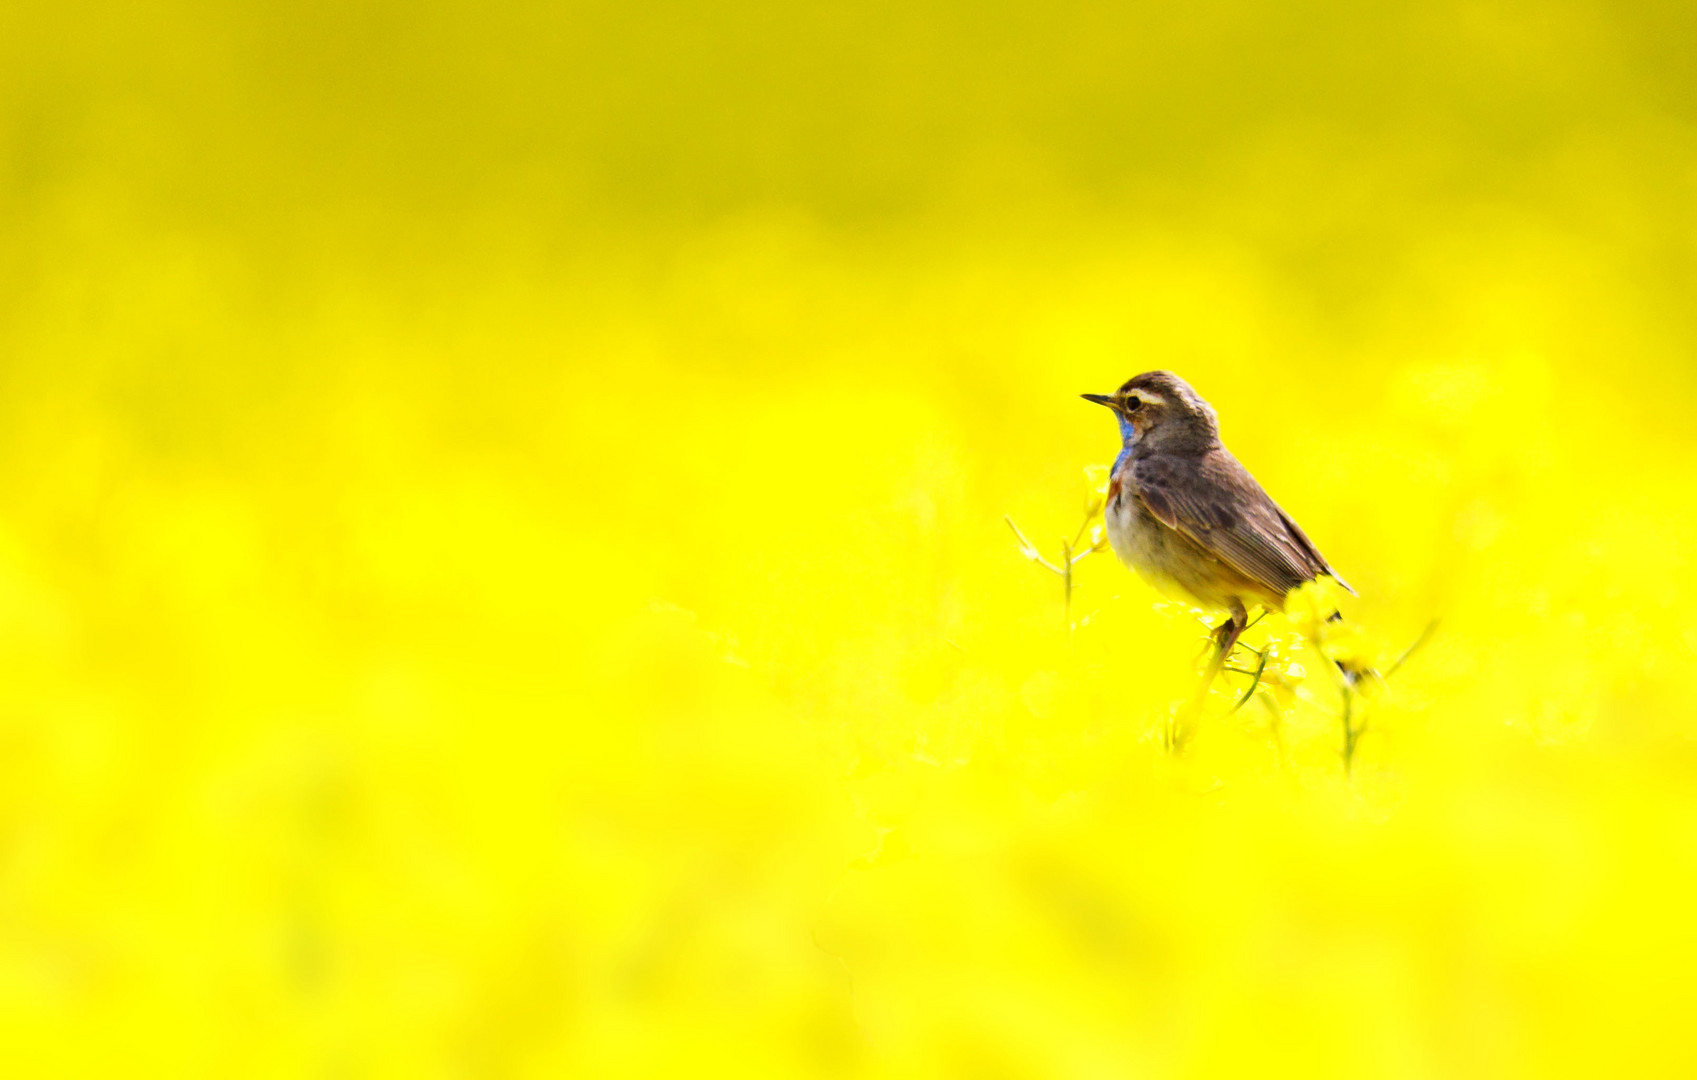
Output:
[[1131, 450, 1352, 597]]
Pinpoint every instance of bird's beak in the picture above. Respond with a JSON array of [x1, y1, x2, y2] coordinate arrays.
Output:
[[1080, 393, 1117, 409]]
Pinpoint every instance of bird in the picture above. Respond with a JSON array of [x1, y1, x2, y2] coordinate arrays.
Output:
[[1082, 371, 1353, 670]]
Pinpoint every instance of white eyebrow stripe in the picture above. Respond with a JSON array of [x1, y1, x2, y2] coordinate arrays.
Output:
[[1126, 390, 1167, 406]]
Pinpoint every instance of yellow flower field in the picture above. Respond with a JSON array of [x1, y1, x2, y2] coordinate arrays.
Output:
[[4, 0, 1697, 1075]]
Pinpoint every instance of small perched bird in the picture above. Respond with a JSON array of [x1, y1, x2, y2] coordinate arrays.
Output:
[[1082, 371, 1352, 665]]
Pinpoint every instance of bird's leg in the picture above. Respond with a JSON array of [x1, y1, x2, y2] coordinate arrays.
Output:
[[1212, 614, 1245, 663], [1205, 602, 1248, 684], [1174, 602, 1248, 752]]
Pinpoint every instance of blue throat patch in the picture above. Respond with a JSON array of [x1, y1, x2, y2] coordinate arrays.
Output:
[[1111, 413, 1138, 475]]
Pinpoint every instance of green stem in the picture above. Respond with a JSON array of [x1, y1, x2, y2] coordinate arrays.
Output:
[[1229, 648, 1270, 714], [1385, 619, 1439, 680], [1340, 685, 1360, 774], [1062, 538, 1073, 640]]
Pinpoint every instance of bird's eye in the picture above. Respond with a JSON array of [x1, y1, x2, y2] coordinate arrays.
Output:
[[1123, 396, 1142, 412]]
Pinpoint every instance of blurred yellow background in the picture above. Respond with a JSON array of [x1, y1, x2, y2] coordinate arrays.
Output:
[[4, 0, 1697, 1075]]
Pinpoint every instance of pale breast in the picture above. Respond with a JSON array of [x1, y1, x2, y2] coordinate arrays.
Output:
[[1104, 481, 1239, 610], [1104, 485, 1186, 599]]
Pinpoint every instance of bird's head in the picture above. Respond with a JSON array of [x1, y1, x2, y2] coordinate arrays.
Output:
[[1082, 371, 1220, 453]]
